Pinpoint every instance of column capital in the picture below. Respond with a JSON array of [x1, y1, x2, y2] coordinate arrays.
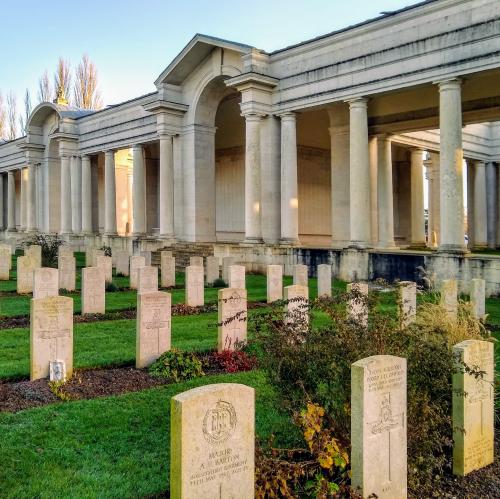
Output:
[[435, 78, 462, 92], [241, 112, 265, 122], [373, 133, 393, 141], [277, 111, 297, 122], [346, 96, 368, 108], [474, 160, 486, 168]]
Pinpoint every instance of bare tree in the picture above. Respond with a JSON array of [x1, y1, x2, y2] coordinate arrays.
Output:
[[19, 89, 32, 135], [6, 91, 18, 140], [38, 70, 52, 103], [0, 92, 6, 140], [54, 57, 71, 104], [73, 54, 102, 109]]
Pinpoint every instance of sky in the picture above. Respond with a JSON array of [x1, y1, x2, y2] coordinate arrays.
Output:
[[0, 0, 420, 107]]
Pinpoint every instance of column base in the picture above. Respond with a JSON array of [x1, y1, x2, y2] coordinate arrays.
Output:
[[103, 232, 118, 237], [243, 237, 264, 244], [279, 237, 300, 246], [376, 241, 397, 250], [348, 241, 372, 250], [158, 234, 175, 242], [437, 244, 469, 254], [472, 244, 488, 251], [408, 241, 427, 249], [6, 228, 17, 233]]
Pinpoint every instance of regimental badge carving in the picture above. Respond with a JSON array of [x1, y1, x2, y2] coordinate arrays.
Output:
[[202, 400, 237, 445], [369, 393, 404, 435]]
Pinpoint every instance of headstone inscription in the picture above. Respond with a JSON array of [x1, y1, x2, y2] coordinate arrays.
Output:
[[138, 266, 159, 295], [267, 265, 283, 303], [218, 288, 247, 352], [33, 267, 59, 299], [228, 265, 245, 290]]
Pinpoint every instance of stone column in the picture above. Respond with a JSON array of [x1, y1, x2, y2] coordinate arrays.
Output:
[[376, 134, 395, 248], [348, 98, 371, 248], [438, 79, 465, 252], [280, 112, 299, 244], [0, 174, 3, 230], [328, 105, 350, 248], [132, 145, 146, 236], [159, 133, 174, 239], [369, 137, 378, 245], [425, 160, 433, 247], [26, 163, 37, 232], [36, 163, 43, 231], [20, 167, 28, 231], [7, 171, 16, 231], [81, 155, 92, 234], [410, 148, 426, 246], [70, 155, 82, 234], [473, 161, 487, 249], [126, 169, 133, 234], [430, 153, 441, 247], [485, 162, 497, 248], [244, 113, 263, 243], [60, 155, 72, 234], [104, 150, 117, 235], [466, 160, 475, 250]]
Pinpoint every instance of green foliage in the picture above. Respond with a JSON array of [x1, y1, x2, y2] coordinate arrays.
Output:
[[25, 234, 63, 267], [105, 281, 119, 292], [210, 278, 227, 288], [48, 380, 73, 401], [99, 245, 112, 257], [251, 289, 492, 496], [149, 348, 204, 382]]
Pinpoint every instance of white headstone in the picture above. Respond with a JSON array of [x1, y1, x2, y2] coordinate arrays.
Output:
[[440, 279, 458, 317], [81, 267, 105, 314], [293, 264, 308, 287], [218, 288, 247, 352], [347, 282, 369, 327], [351, 355, 407, 499], [206, 256, 220, 285], [25, 245, 41, 268], [58, 256, 76, 292], [452, 339, 494, 476], [161, 253, 176, 288], [397, 281, 417, 327], [470, 278, 486, 320], [58, 246, 73, 259], [140, 251, 152, 266], [0, 243, 12, 269], [138, 266, 159, 295], [30, 296, 73, 381], [190, 256, 204, 268], [267, 265, 283, 303], [186, 265, 204, 307], [222, 256, 237, 284], [130, 255, 146, 290], [96, 255, 113, 283], [33, 268, 59, 299], [317, 264, 332, 297], [170, 383, 255, 499], [136, 291, 171, 368], [284, 284, 309, 326], [17, 256, 34, 294], [115, 250, 130, 276], [228, 265, 245, 290], [0, 247, 10, 280]]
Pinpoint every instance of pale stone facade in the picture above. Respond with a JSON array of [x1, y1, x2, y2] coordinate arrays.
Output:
[[1, 1, 500, 290]]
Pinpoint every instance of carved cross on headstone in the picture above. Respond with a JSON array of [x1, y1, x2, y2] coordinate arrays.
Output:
[[144, 308, 169, 355]]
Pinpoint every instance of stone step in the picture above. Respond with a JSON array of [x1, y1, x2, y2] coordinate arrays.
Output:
[[152, 243, 215, 272]]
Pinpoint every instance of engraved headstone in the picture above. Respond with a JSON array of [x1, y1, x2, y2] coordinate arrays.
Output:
[[267, 265, 283, 303], [206, 256, 220, 285], [347, 282, 369, 327], [25, 245, 41, 268], [58, 256, 76, 291], [440, 279, 458, 317], [161, 253, 176, 288], [0, 243, 12, 269], [0, 247, 10, 280], [30, 296, 73, 381], [470, 278, 486, 320], [115, 250, 130, 276], [397, 281, 417, 327], [17, 256, 34, 294], [190, 256, 204, 268], [90, 249, 104, 267], [81, 267, 105, 314], [351, 355, 407, 499], [96, 255, 113, 283], [141, 250, 152, 266], [222, 256, 237, 284], [186, 265, 204, 307], [317, 264, 332, 297], [293, 264, 308, 287], [218, 288, 247, 352], [452, 339, 494, 476], [58, 246, 73, 259], [130, 255, 146, 290], [33, 268, 59, 299], [170, 383, 255, 499], [138, 266, 159, 295], [284, 284, 309, 326], [228, 265, 245, 290], [136, 291, 171, 368]]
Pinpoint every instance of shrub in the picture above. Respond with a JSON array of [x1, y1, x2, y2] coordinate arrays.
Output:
[[210, 278, 227, 288], [24, 234, 63, 267], [99, 245, 112, 257], [149, 348, 204, 382], [105, 281, 119, 292], [209, 349, 257, 373], [250, 288, 492, 496]]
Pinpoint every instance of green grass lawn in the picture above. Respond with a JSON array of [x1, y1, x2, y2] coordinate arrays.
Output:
[[0, 370, 300, 499]]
